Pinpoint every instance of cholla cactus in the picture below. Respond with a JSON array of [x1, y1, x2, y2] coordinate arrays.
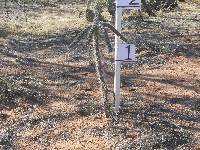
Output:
[[69, 3, 127, 52], [69, 3, 128, 117]]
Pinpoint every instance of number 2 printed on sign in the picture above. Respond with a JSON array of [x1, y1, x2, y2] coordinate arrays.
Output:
[[116, 0, 141, 8], [129, 0, 139, 5]]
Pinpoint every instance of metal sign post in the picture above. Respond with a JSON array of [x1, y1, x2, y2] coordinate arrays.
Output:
[[114, 0, 141, 114]]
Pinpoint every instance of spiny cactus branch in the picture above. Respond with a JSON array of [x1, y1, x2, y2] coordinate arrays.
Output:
[[69, 25, 92, 48], [101, 26, 113, 52], [93, 29, 111, 118], [85, 26, 95, 47], [103, 22, 128, 43]]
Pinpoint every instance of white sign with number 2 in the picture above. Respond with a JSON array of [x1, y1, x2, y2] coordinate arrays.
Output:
[[116, 0, 141, 8], [116, 44, 136, 62]]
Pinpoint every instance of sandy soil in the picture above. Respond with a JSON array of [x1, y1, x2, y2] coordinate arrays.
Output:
[[0, 1, 200, 149]]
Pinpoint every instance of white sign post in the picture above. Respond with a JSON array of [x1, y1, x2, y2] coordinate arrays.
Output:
[[114, 0, 141, 114]]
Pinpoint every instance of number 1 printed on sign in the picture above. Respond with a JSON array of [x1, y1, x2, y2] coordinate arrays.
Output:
[[125, 45, 132, 60], [116, 44, 136, 62]]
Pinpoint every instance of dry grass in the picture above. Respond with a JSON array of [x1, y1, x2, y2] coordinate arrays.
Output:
[[0, 6, 87, 35]]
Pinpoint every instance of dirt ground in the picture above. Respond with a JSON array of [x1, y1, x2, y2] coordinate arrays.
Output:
[[0, 0, 200, 149]]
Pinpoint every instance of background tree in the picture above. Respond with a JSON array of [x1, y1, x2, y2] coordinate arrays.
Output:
[[86, 0, 182, 22]]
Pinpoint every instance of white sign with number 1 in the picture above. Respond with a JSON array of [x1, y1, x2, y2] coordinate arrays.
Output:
[[116, 44, 136, 62]]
